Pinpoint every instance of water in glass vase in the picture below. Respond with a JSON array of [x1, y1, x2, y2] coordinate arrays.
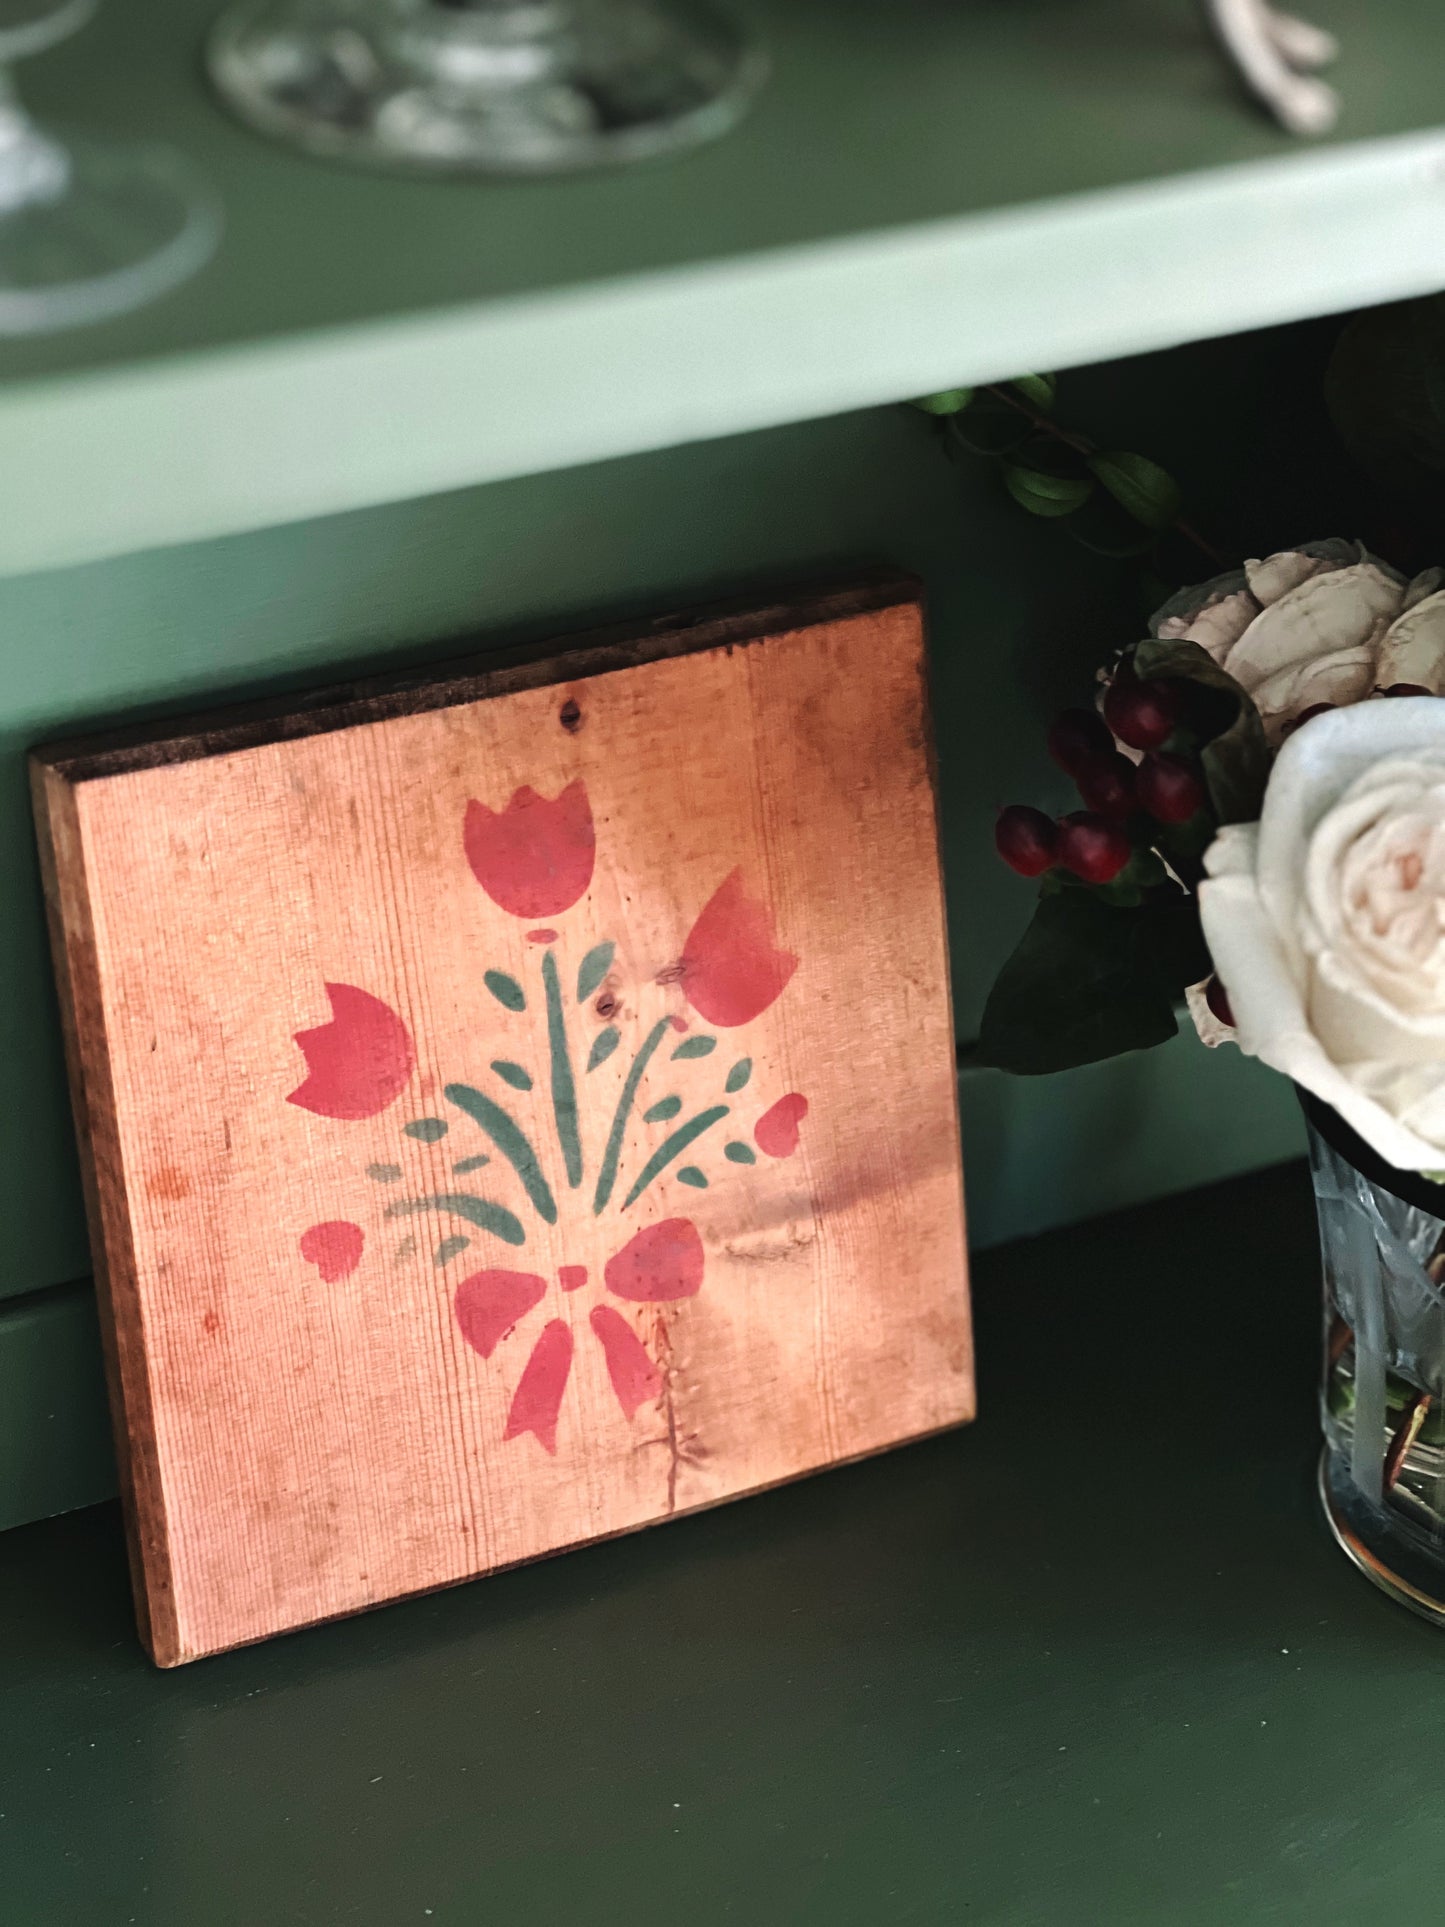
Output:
[[1309, 1105, 1445, 1621]]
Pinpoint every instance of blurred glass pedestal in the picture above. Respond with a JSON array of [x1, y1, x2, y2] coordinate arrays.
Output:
[[208, 0, 766, 174]]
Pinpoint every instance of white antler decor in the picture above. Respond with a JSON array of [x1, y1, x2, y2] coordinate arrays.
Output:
[[1204, 0, 1340, 135]]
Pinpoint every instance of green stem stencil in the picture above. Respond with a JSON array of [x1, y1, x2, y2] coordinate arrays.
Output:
[[542, 950, 582, 1189], [483, 969, 525, 1013], [444, 1084, 558, 1225], [587, 1027, 621, 1072], [622, 1105, 729, 1210], [593, 1017, 672, 1214], [577, 941, 615, 1003], [386, 1193, 526, 1247]]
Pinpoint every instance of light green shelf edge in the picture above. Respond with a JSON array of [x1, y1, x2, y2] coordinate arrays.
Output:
[[5, 0, 1445, 575], [0, 1040, 1303, 1535], [8, 128, 1445, 580]]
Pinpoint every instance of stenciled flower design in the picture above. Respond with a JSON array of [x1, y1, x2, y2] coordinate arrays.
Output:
[[679, 867, 798, 1027], [464, 780, 595, 920], [448, 1221, 701, 1449], [288, 983, 414, 1120], [299, 1220, 365, 1282], [755, 1093, 808, 1159], [289, 777, 810, 1458]]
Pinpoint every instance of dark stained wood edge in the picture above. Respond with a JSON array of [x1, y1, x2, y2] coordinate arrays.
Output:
[[31, 572, 920, 784], [904, 599, 976, 1420], [29, 762, 181, 1667]]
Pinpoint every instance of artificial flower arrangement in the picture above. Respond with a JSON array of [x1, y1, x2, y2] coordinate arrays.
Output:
[[982, 539, 1445, 1177], [982, 535, 1445, 1612]]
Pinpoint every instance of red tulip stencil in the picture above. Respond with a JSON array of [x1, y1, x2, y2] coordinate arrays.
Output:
[[464, 780, 595, 920], [679, 867, 798, 1027], [292, 780, 808, 1454], [287, 983, 415, 1120]]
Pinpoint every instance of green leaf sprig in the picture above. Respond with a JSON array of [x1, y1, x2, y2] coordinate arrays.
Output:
[[909, 377, 1219, 565]]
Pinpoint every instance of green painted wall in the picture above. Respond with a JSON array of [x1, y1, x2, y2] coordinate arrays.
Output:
[[1, 316, 1361, 1528]]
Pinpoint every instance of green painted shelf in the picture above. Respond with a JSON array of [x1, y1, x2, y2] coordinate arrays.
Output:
[[1, 1165, 1433, 1925], [3, 0, 1445, 576]]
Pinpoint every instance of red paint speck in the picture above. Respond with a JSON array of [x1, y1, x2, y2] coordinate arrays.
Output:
[[504, 1319, 574, 1453], [604, 1218, 705, 1303], [590, 1305, 663, 1419], [287, 983, 415, 1120], [454, 1269, 547, 1359], [300, 1220, 365, 1282], [680, 869, 798, 1027], [756, 1093, 808, 1159], [527, 929, 559, 944], [669, 1015, 689, 1032], [559, 1265, 588, 1293]]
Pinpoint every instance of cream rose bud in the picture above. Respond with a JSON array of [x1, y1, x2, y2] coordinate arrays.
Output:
[[1199, 700, 1445, 1171], [1152, 541, 1445, 744]]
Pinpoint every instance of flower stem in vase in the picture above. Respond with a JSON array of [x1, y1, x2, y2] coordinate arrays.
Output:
[[1385, 1393, 1433, 1495]]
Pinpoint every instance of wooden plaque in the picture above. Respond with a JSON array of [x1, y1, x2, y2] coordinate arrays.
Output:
[[32, 577, 971, 1665]]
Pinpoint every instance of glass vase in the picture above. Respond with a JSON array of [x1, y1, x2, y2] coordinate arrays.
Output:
[[1309, 1093, 1445, 1621]]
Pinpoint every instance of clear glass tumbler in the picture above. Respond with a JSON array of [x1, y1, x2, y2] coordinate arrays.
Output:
[[1310, 1096, 1445, 1622]]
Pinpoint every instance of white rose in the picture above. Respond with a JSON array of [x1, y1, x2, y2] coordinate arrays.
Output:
[[1199, 699, 1445, 1171], [1152, 541, 1445, 744]]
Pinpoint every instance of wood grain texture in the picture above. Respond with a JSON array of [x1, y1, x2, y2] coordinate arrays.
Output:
[[32, 579, 971, 1665]]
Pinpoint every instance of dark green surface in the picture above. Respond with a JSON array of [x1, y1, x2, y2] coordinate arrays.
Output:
[[0, 1283, 113, 1535], [4, 1163, 1442, 1926], [0, 0, 1417, 385]]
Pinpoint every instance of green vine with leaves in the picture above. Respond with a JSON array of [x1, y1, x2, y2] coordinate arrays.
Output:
[[911, 375, 1222, 571]]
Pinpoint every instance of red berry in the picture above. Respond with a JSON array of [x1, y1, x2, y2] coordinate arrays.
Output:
[[1074, 751, 1138, 820], [1047, 707, 1115, 776], [1103, 675, 1181, 751], [1383, 683, 1432, 698], [1056, 812, 1131, 884], [1281, 702, 1335, 738], [995, 804, 1058, 877], [1204, 976, 1235, 1027], [1138, 751, 1206, 824]]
